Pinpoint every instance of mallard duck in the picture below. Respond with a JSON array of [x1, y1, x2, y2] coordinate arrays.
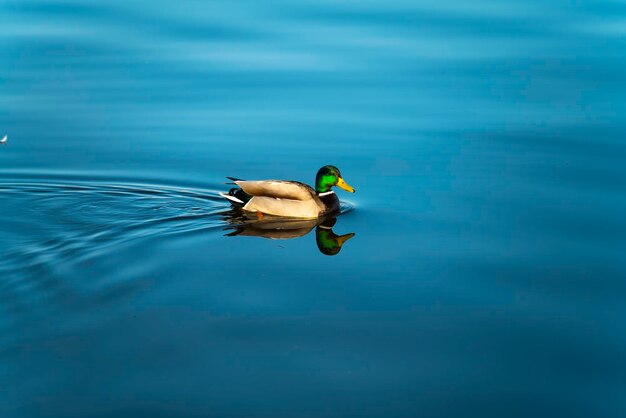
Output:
[[219, 165, 355, 218]]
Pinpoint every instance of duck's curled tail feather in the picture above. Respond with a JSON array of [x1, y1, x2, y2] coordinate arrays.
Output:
[[219, 187, 250, 207]]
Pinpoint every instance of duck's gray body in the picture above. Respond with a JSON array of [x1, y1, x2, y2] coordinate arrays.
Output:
[[220, 179, 339, 219]]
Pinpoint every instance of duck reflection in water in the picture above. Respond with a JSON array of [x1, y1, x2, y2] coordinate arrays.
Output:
[[223, 213, 355, 256]]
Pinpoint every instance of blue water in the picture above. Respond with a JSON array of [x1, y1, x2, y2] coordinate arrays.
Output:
[[2, 1, 626, 417]]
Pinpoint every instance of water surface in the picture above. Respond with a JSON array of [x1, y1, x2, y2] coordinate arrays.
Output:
[[1, 1, 626, 417]]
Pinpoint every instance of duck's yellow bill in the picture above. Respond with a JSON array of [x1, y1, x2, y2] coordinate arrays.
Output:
[[336, 177, 355, 193]]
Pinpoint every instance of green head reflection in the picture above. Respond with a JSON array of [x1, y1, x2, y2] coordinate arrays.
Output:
[[315, 218, 356, 256]]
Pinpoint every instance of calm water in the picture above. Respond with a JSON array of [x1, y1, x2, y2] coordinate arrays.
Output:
[[2, 1, 626, 417]]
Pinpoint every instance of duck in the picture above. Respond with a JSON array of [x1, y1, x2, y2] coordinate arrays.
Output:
[[219, 165, 355, 219]]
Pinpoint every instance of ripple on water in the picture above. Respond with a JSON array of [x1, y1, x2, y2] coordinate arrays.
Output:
[[0, 175, 357, 344], [0, 177, 231, 341]]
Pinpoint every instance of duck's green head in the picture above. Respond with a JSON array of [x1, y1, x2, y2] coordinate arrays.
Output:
[[315, 165, 355, 194]]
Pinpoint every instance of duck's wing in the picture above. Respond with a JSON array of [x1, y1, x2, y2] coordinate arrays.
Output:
[[232, 180, 316, 201], [243, 196, 322, 218]]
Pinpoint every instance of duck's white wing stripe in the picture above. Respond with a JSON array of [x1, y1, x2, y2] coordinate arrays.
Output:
[[219, 192, 244, 204]]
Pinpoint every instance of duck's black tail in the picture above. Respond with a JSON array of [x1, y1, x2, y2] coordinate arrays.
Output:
[[225, 176, 244, 184], [219, 187, 251, 207]]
